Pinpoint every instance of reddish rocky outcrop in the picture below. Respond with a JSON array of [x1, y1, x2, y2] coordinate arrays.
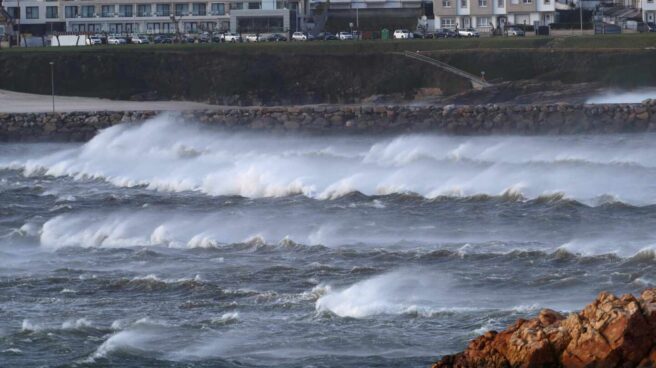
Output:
[[433, 289, 656, 368]]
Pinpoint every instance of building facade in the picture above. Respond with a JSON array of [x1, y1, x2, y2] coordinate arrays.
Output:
[[433, 0, 554, 31], [1, 0, 305, 35], [641, 0, 655, 22]]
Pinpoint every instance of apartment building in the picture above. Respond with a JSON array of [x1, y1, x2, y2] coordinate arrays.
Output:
[[641, 0, 655, 22], [1, 0, 305, 35], [433, 0, 554, 31]]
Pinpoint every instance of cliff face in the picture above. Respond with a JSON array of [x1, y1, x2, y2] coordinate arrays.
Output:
[[434, 289, 656, 368]]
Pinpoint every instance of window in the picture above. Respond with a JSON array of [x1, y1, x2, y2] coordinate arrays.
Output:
[[65, 6, 78, 18], [478, 0, 488, 6], [211, 3, 225, 15], [184, 21, 197, 31], [6, 7, 19, 19], [544, 0, 550, 3], [460, 0, 467, 6], [477, 17, 490, 26], [101, 5, 114, 17], [46, 6, 58, 18], [248, 2, 261, 9], [81, 5, 94, 17], [156, 4, 170, 16], [498, 0, 504, 7], [119, 4, 133, 16], [442, 17, 455, 27], [26, 6, 39, 19], [232, 2, 244, 9], [162, 22, 173, 32], [175, 3, 189, 15], [522, 0, 532, 4], [137, 4, 151, 16], [192, 3, 206, 15], [442, 0, 451, 6]]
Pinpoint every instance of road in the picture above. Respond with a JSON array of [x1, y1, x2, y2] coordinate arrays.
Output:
[[0, 89, 219, 113]]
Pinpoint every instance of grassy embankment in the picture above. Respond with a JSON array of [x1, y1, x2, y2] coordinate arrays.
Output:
[[0, 34, 655, 105]]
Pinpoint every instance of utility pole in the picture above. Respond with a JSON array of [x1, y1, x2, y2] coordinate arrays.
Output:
[[49, 61, 55, 113], [16, 0, 21, 46], [579, 0, 583, 34]]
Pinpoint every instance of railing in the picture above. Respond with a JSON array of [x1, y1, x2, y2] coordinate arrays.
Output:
[[403, 51, 493, 89]]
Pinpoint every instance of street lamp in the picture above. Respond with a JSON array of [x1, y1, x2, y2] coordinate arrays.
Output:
[[579, 0, 583, 34], [49, 61, 55, 113]]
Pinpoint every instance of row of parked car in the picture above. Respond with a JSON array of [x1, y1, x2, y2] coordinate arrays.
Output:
[[83, 24, 553, 46], [393, 26, 529, 39]]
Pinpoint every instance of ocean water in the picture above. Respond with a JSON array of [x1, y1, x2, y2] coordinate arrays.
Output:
[[2, 115, 656, 367]]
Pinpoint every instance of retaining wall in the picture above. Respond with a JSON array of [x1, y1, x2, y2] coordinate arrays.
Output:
[[1, 101, 656, 141]]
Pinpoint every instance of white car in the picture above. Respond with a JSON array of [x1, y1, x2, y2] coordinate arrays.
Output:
[[107, 36, 121, 45], [131, 35, 149, 44], [458, 28, 480, 37], [223, 32, 241, 42], [505, 27, 525, 37], [393, 29, 413, 39], [244, 34, 260, 42], [89, 37, 102, 45], [291, 32, 309, 41], [337, 31, 353, 40]]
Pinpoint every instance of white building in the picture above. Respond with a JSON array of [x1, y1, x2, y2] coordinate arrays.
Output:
[[1, 0, 306, 34], [433, 0, 555, 30], [641, 0, 655, 22]]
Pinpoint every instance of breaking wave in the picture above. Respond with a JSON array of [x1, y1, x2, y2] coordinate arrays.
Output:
[[586, 88, 656, 104], [2, 116, 656, 205], [315, 269, 571, 318]]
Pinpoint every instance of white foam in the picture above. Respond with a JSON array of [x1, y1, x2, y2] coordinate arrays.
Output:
[[21, 320, 42, 332], [315, 269, 464, 318], [61, 318, 92, 330], [5, 116, 656, 205], [210, 312, 239, 325], [586, 88, 656, 104]]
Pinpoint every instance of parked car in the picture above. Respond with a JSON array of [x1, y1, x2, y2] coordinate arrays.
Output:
[[458, 28, 480, 37], [291, 32, 314, 41], [154, 36, 174, 44], [434, 28, 458, 38], [337, 31, 354, 40], [107, 36, 121, 45], [393, 29, 413, 39], [268, 33, 288, 42], [198, 32, 211, 42], [244, 33, 261, 42], [413, 30, 434, 39], [223, 32, 241, 42], [89, 36, 102, 45], [316, 32, 338, 40], [131, 35, 149, 44], [505, 26, 525, 36]]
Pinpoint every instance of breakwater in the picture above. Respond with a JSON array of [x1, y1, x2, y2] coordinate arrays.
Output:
[[2, 101, 656, 141]]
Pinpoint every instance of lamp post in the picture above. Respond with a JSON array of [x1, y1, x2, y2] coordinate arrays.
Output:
[[579, 0, 583, 34], [49, 61, 55, 113], [16, 0, 21, 47]]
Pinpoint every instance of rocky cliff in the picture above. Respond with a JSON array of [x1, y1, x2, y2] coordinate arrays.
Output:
[[433, 289, 656, 368]]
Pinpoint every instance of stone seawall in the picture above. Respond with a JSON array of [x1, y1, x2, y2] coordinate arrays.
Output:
[[1, 101, 656, 141]]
